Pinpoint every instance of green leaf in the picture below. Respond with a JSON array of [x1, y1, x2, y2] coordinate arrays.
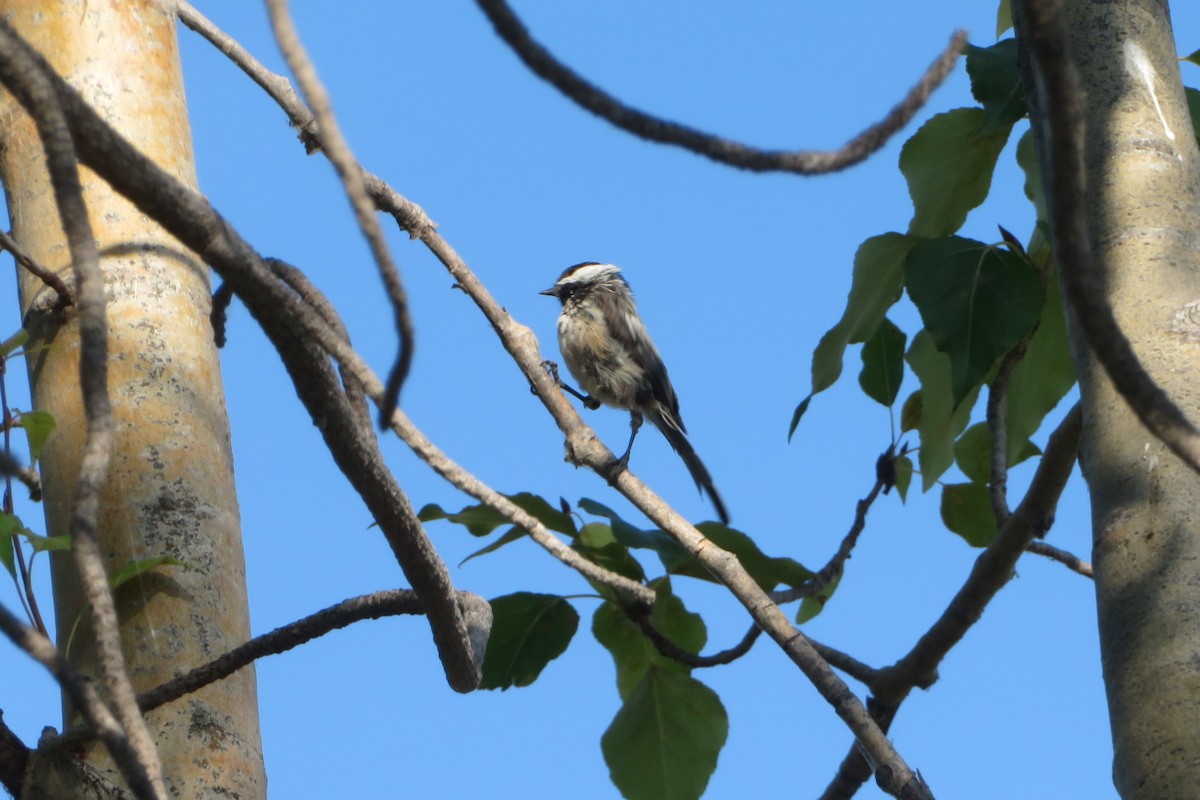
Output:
[[602, 668, 728, 800], [1185, 88, 1200, 149], [593, 580, 706, 699], [941, 483, 998, 547], [858, 317, 907, 407], [787, 396, 811, 440], [1015, 130, 1053, 265], [1185, 51, 1200, 68], [906, 236, 1045, 405], [894, 455, 914, 502], [480, 593, 579, 690], [796, 572, 841, 625], [953, 422, 1042, 484], [574, 522, 648, 586], [419, 492, 576, 538], [0, 329, 28, 359], [460, 527, 527, 566], [581, 500, 811, 590], [966, 40, 1026, 134], [18, 530, 71, 553], [997, 0, 1012, 38], [1003, 269, 1077, 460], [579, 499, 687, 562], [0, 513, 17, 580], [18, 411, 56, 464], [906, 331, 981, 490], [108, 555, 186, 590], [900, 390, 922, 432], [902, 108, 1011, 237], [803, 233, 921, 413]]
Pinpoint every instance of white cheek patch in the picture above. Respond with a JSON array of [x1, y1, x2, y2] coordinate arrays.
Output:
[[1123, 40, 1178, 152]]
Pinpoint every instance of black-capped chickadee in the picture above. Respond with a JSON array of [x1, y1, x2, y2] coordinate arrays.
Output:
[[541, 262, 729, 524]]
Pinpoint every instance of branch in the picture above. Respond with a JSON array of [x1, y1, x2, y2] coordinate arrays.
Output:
[[1025, 540, 1093, 578], [0, 604, 154, 800], [44, 589, 488, 756], [986, 343, 1028, 526], [0, 23, 165, 799], [631, 609, 763, 669], [0, 228, 72, 311], [475, 0, 965, 175], [1015, 0, 1200, 476], [0, 712, 28, 797], [0, 450, 41, 502], [773, 471, 886, 604], [818, 404, 1082, 800], [104, 16, 925, 793], [0, 22, 484, 696], [266, 0, 415, 423]]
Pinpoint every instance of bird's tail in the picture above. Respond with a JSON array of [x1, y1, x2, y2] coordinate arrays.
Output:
[[649, 409, 730, 525]]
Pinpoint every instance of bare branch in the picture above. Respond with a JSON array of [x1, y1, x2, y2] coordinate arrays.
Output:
[[176, 2, 319, 151], [0, 604, 155, 800], [1015, 0, 1200, 476], [0, 450, 41, 502], [475, 0, 964, 175], [819, 404, 1082, 799], [1026, 540, 1093, 578], [0, 22, 165, 798], [0, 228, 72, 310], [810, 639, 882, 688], [773, 471, 886, 605], [70, 17, 926, 792], [631, 609, 763, 669], [264, 0, 414, 422]]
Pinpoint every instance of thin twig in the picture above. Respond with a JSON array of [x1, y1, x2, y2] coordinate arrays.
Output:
[[209, 281, 235, 348], [811, 639, 882, 688], [476, 0, 965, 175], [1025, 540, 1093, 578], [45, 589, 485, 753], [986, 343, 1029, 526], [1017, 0, 1200, 476], [631, 608, 763, 668], [818, 404, 1082, 800], [177, 2, 320, 151], [773, 473, 887, 604], [264, 0, 415, 423], [61, 20, 927, 793], [0, 604, 157, 800], [0, 22, 165, 799], [0, 228, 72, 308]]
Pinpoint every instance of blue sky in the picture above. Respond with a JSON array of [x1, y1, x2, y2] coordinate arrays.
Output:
[[4, 2, 1200, 798]]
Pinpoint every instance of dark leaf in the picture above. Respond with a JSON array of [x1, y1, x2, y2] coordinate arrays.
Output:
[[966, 40, 1027, 134], [480, 593, 579, 690], [858, 317, 907, 407], [894, 455, 914, 503], [953, 422, 1042, 484], [906, 236, 1044, 404], [941, 483, 998, 547], [601, 668, 727, 800], [796, 572, 842, 625], [459, 527, 527, 566], [900, 391, 922, 433]]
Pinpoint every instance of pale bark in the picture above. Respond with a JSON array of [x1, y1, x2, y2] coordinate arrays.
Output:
[[0, 1, 265, 796], [1021, 1, 1200, 796]]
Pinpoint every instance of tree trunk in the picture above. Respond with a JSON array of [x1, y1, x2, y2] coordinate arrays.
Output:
[[1020, 1, 1200, 796], [0, 1, 266, 796]]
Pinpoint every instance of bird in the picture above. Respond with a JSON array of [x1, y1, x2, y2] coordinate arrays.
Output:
[[541, 262, 729, 524]]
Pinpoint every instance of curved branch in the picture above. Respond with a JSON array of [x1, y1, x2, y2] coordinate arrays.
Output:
[[773, 472, 885, 605], [0, 228, 71, 310], [0, 24, 165, 799], [631, 609, 763, 669], [819, 404, 1082, 800], [91, 16, 926, 793], [266, 0, 415, 422], [0, 604, 153, 800], [475, 0, 965, 175], [1016, 0, 1200, 476]]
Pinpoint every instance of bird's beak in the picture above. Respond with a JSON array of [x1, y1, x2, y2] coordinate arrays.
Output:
[[540, 286, 560, 297]]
